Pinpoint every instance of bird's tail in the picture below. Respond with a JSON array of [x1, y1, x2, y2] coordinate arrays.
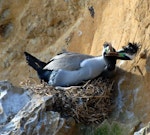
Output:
[[24, 52, 52, 82], [24, 52, 46, 71]]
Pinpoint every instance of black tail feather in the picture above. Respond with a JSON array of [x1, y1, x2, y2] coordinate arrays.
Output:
[[24, 52, 46, 70], [24, 52, 52, 83]]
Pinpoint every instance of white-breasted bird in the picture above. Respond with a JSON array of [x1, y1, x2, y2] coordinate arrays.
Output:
[[24, 42, 139, 87]]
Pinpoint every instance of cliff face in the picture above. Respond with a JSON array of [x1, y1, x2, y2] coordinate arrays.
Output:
[[0, 0, 87, 83], [0, 0, 150, 129]]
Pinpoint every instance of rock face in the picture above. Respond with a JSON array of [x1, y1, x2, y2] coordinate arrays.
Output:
[[0, 0, 150, 134], [0, 0, 87, 84], [0, 81, 31, 124], [0, 81, 66, 135], [134, 122, 150, 135]]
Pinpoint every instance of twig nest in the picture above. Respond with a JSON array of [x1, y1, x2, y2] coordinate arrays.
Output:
[[25, 77, 115, 124]]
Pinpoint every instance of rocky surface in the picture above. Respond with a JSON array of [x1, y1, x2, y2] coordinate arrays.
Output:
[[0, 0, 150, 134], [0, 81, 66, 135], [0, 78, 114, 135], [134, 122, 150, 135], [0, 81, 31, 124]]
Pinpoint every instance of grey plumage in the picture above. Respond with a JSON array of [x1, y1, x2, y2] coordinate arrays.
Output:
[[24, 42, 140, 87], [44, 52, 94, 71]]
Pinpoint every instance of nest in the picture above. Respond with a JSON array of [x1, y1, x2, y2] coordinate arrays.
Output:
[[23, 77, 115, 124]]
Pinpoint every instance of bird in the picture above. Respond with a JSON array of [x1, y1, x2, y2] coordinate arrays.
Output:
[[24, 42, 139, 87], [104, 42, 140, 60], [116, 42, 140, 60]]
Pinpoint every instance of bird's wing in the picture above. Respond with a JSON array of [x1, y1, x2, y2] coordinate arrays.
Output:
[[43, 52, 94, 71]]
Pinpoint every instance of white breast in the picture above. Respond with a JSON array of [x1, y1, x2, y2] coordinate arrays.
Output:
[[80, 56, 106, 78], [48, 56, 107, 87]]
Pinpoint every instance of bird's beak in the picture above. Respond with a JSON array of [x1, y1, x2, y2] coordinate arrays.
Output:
[[104, 52, 119, 56]]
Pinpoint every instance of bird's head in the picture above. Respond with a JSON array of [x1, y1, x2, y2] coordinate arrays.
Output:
[[102, 42, 116, 56], [116, 42, 140, 60], [102, 42, 117, 71], [122, 42, 140, 55]]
